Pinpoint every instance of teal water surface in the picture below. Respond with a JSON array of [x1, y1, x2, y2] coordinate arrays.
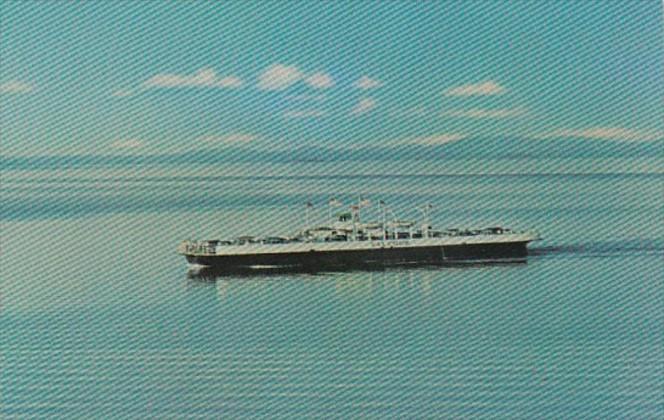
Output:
[[2, 163, 663, 418]]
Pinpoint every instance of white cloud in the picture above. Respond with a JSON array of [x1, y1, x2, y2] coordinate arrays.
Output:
[[0, 80, 35, 94], [305, 72, 334, 89], [353, 76, 383, 90], [536, 127, 664, 142], [257, 65, 338, 91], [111, 89, 134, 98], [257, 64, 304, 91], [403, 134, 467, 146], [144, 67, 243, 89], [351, 98, 377, 115], [442, 107, 526, 119], [216, 76, 243, 88], [111, 138, 143, 149], [444, 80, 507, 97], [283, 109, 326, 119], [198, 133, 258, 144]]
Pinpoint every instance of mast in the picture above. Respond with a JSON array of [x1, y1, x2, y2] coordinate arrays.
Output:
[[380, 200, 387, 241], [328, 197, 342, 224], [419, 204, 432, 238], [357, 195, 362, 223], [350, 204, 358, 241], [305, 201, 313, 234], [426, 204, 432, 238]]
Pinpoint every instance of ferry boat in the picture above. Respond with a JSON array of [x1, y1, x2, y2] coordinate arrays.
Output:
[[178, 198, 540, 272]]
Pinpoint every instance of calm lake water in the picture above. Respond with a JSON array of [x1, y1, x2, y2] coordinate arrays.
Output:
[[2, 160, 663, 418]]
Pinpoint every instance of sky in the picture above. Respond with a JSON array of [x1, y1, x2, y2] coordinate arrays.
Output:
[[1, 1, 663, 162]]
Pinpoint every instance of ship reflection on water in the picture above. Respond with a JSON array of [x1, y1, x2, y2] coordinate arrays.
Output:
[[186, 259, 528, 282], [185, 260, 530, 304]]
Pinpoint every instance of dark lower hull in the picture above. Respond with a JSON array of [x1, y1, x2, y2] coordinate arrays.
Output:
[[185, 242, 530, 274]]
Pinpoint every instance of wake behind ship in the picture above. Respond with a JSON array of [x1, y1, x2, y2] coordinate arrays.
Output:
[[178, 198, 540, 273]]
